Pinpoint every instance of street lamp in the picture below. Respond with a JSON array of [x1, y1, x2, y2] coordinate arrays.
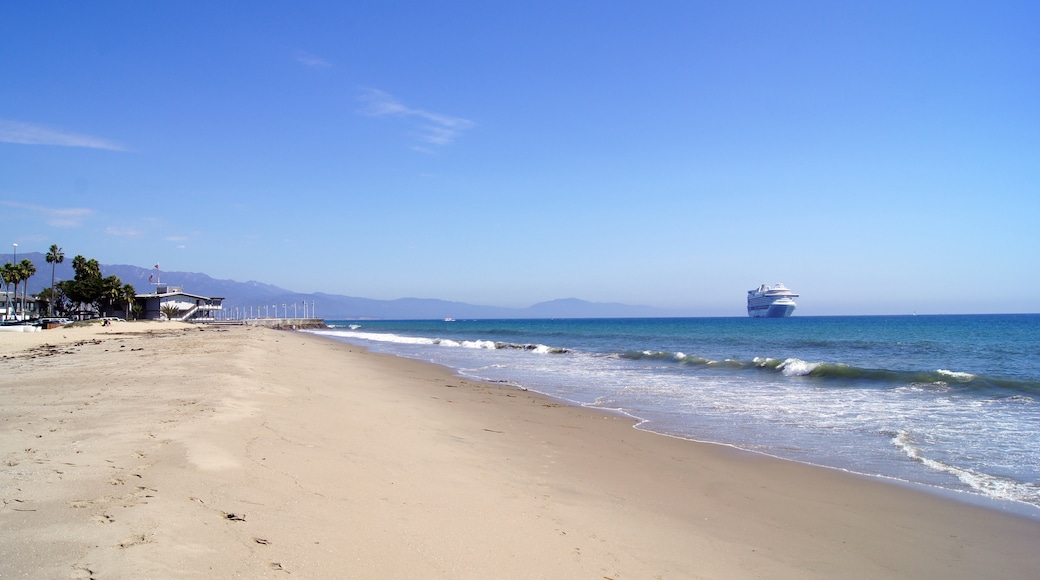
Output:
[[11, 243, 17, 321]]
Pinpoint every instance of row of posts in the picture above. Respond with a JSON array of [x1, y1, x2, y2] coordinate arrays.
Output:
[[217, 301, 316, 321]]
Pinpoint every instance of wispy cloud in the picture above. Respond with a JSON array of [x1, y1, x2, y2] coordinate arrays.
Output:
[[358, 89, 475, 148], [166, 235, 190, 249], [296, 51, 332, 69], [104, 226, 144, 238], [0, 201, 94, 227], [0, 119, 126, 151]]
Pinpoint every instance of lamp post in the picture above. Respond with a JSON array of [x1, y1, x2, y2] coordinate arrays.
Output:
[[12, 243, 17, 321], [282, 304, 286, 318]]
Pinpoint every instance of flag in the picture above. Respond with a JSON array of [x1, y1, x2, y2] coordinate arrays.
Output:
[[154, 263, 160, 269]]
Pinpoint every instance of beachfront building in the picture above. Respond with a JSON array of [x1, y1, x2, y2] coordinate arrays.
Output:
[[134, 285, 224, 322], [1, 291, 42, 321], [0, 291, 12, 321]]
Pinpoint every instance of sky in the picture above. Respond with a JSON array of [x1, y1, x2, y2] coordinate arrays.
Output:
[[2, 1, 1038, 316]]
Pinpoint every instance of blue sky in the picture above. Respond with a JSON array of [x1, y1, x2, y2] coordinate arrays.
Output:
[[2, 1, 1038, 315]]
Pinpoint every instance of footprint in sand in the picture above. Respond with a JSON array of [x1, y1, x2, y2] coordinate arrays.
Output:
[[92, 513, 115, 524], [115, 533, 152, 549], [118, 486, 157, 507]]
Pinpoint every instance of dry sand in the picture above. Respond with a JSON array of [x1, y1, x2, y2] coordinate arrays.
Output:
[[2, 321, 1039, 578]]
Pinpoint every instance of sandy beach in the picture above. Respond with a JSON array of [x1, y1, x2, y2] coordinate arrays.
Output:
[[2, 322, 1039, 578]]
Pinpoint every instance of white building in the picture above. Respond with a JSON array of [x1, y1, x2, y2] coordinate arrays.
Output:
[[134, 285, 224, 322]]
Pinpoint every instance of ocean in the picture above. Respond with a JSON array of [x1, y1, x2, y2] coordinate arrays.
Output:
[[309, 314, 1040, 515]]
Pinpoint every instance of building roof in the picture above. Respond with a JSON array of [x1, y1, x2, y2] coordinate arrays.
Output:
[[136, 290, 224, 301]]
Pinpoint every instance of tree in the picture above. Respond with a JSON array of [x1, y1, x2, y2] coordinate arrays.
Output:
[[37, 287, 71, 317], [18, 259, 36, 320], [57, 254, 131, 319], [1, 263, 15, 321], [160, 303, 182, 321], [120, 284, 136, 319], [2, 262, 19, 320], [46, 244, 64, 316], [71, 255, 86, 277]]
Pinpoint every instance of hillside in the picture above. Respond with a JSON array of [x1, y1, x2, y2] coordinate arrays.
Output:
[[3, 252, 681, 319]]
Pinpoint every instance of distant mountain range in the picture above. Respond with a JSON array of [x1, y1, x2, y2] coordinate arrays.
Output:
[[3, 252, 687, 319]]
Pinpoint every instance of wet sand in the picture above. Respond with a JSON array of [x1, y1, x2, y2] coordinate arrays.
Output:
[[2, 322, 1039, 578]]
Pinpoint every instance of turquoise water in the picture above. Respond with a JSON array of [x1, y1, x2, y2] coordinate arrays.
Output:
[[311, 314, 1040, 513]]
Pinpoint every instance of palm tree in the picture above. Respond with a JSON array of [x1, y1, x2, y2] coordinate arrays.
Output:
[[71, 255, 87, 277], [120, 283, 136, 319], [18, 259, 36, 320], [46, 244, 64, 316], [1, 263, 15, 321], [160, 302, 182, 321], [3, 263, 19, 320]]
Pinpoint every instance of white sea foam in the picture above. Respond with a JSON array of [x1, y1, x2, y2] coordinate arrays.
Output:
[[891, 430, 1040, 506], [313, 330, 554, 355], [318, 330, 437, 345], [778, 358, 820, 376], [937, 369, 976, 381], [896, 382, 952, 394]]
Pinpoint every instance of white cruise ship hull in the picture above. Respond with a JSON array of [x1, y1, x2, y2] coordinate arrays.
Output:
[[747, 298, 796, 318]]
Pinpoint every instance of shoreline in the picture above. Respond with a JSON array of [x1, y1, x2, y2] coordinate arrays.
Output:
[[465, 373, 1040, 521], [3, 322, 1039, 577], [621, 413, 1040, 521], [313, 318, 1040, 519]]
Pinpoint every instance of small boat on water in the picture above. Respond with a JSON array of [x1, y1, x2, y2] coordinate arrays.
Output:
[[747, 283, 798, 318]]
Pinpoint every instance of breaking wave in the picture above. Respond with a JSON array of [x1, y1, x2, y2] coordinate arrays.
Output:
[[313, 329, 569, 354], [620, 350, 1039, 396]]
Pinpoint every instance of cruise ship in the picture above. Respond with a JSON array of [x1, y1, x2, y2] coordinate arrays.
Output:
[[747, 283, 798, 318]]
